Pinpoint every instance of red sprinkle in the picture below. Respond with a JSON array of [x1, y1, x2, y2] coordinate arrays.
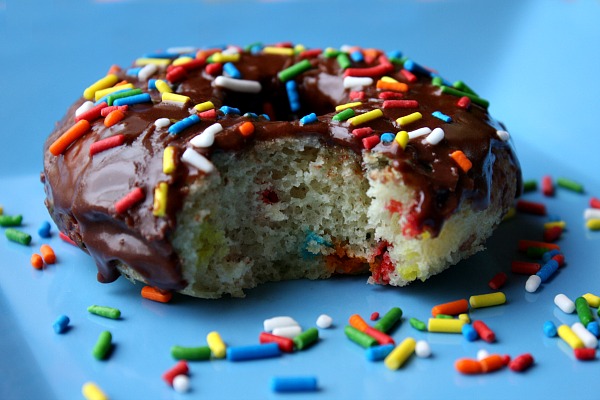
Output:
[[162, 360, 189, 386], [399, 68, 417, 83], [349, 91, 365, 101], [511, 261, 541, 275], [543, 226, 563, 242], [298, 48, 322, 59], [166, 66, 187, 83], [541, 175, 554, 196], [59, 232, 77, 246], [516, 200, 547, 216], [370, 312, 380, 321], [518, 240, 560, 252], [273, 41, 293, 48], [472, 320, 496, 343], [75, 102, 107, 122], [100, 105, 128, 117], [364, 326, 395, 346], [362, 135, 380, 150], [114, 187, 145, 214], [205, 62, 222, 76], [179, 57, 206, 71], [259, 332, 294, 353], [343, 55, 393, 78], [590, 197, 600, 209], [351, 127, 374, 139], [508, 353, 534, 372], [89, 134, 126, 156], [378, 91, 404, 100], [552, 254, 565, 267], [382, 100, 419, 109], [574, 348, 596, 361], [198, 109, 217, 119], [457, 96, 471, 109], [488, 272, 507, 290]]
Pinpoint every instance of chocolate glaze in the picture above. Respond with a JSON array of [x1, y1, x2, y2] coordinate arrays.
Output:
[[43, 47, 521, 291]]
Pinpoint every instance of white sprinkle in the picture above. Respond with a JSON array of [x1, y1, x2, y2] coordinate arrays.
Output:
[[138, 63, 158, 81], [408, 127, 432, 140], [415, 340, 431, 358], [571, 322, 599, 349], [584, 208, 600, 220], [525, 275, 541, 293], [190, 123, 222, 148], [272, 325, 303, 339], [263, 316, 299, 332], [181, 148, 215, 174], [476, 349, 489, 361], [425, 127, 445, 145], [340, 44, 354, 53], [172, 374, 190, 393], [554, 293, 575, 313], [316, 314, 333, 329], [75, 101, 94, 117], [496, 130, 510, 142], [343, 76, 373, 90], [154, 118, 171, 129], [222, 46, 241, 55], [214, 76, 261, 93], [166, 46, 196, 55]]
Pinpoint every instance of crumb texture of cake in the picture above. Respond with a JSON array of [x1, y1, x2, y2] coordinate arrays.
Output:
[[43, 43, 521, 298]]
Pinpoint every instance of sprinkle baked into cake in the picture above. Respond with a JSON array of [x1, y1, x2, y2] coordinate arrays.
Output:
[[43, 43, 521, 298]]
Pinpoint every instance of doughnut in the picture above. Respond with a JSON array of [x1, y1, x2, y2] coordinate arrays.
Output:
[[42, 43, 521, 298]]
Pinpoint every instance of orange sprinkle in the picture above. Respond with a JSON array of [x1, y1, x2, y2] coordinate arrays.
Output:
[[480, 354, 506, 373], [30, 254, 44, 270], [455, 358, 482, 374], [141, 286, 173, 303], [450, 150, 472, 173], [115, 80, 130, 87], [40, 244, 56, 264], [376, 80, 409, 93], [431, 299, 469, 317], [104, 109, 126, 127], [363, 48, 380, 64], [348, 314, 370, 332], [107, 64, 122, 75], [238, 121, 255, 137], [49, 120, 91, 156]]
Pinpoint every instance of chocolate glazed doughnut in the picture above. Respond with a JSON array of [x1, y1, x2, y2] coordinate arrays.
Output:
[[43, 43, 521, 298]]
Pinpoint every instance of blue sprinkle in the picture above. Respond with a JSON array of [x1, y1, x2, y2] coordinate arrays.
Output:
[[223, 62, 242, 79], [300, 113, 317, 125], [113, 93, 152, 107], [387, 50, 403, 60], [53, 315, 70, 334], [432, 111, 453, 123], [587, 321, 599, 338], [403, 59, 432, 76], [542, 249, 561, 263], [380, 133, 395, 144], [147, 79, 157, 90], [144, 52, 179, 59], [462, 323, 479, 341], [260, 114, 271, 121], [547, 215, 562, 222], [270, 376, 318, 393], [543, 320, 557, 337], [243, 112, 259, 119], [250, 44, 263, 54], [226, 343, 281, 361], [168, 114, 200, 135], [220, 106, 241, 115], [301, 231, 332, 259], [536, 259, 559, 282], [126, 67, 142, 77], [365, 344, 395, 361], [350, 50, 364, 63], [38, 221, 52, 238], [286, 80, 300, 112]]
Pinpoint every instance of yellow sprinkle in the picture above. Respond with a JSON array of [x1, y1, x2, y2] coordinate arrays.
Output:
[[163, 146, 176, 174], [82, 382, 109, 400], [155, 79, 173, 94], [135, 57, 172, 67], [502, 207, 516, 222], [557, 324, 584, 349], [427, 318, 465, 333], [207, 331, 227, 359], [152, 182, 168, 217], [458, 313, 471, 323], [335, 101, 362, 112], [348, 109, 383, 126], [0, 205, 3, 215], [396, 112, 423, 127], [94, 83, 134, 101], [162, 92, 191, 105], [381, 76, 399, 83], [469, 292, 506, 309], [262, 46, 295, 56], [586, 218, 600, 230], [544, 221, 566, 229], [384, 337, 416, 370], [582, 293, 600, 308], [294, 44, 306, 53], [395, 131, 409, 149], [83, 74, 119, 100], [194, 101, 215, 112], [172, 56, 194, 66], [212, 52, 240, 63]]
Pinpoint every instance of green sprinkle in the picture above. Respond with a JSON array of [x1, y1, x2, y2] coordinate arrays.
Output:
[[526, 247, 552, 259], [336, 53, 351, 70], [523, 180, 538, 193], [389, 56, 406, 66], [373, 307, 403, 333], [277, 59, 313, 82], [293, 327, 319, 350], [0, 214, 23, 227], [92, 331, 112, 360], [452, 80, 478, 96], [440, 86, 489, 108], [107, 88, 143, 106], [171, 345, 212, 360], [409, 317, 427, 331], [323, 48, 340, 58], [435, 314, 454, 319], [87, 305, 121, 319], [575, 297, 594, 327], [556, 177, 584, 193], [332, 108, 355, 122], [344, 325, 377, 348], [431, 77, 443, 87], [5, 228, 31, 245]]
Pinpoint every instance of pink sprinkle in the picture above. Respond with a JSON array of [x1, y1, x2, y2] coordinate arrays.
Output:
[[75, 102, 107, 122], [114, 187, 145, 214], [400, 69, 417, 83], [343, 55, 393, 78], [350, 91, 365, 101], [362, 135, 380, 150], [198, 109, 217, 119], [378, 91, 404, 100], [541, 175, 554, 197], [101, 105, 128, 117], [351, 127, 374, 139], [382, 100, 419, 109], [59, 232, 77, 246]]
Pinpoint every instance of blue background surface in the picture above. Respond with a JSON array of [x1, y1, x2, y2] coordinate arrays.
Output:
[[1, 1, 600, 399]]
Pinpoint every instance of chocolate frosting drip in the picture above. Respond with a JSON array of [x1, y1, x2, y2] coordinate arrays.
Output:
[[43, 47, 521, 290]]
